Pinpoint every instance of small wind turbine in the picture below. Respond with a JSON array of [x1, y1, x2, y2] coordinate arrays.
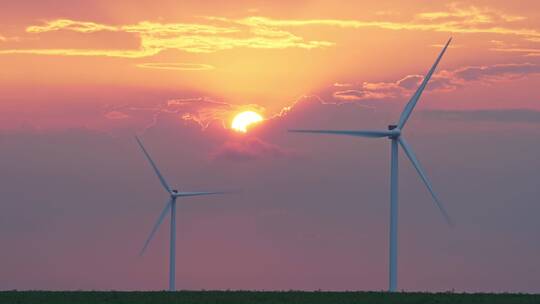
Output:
[[135, 136, 232, 291], [289, 38, 453, 292]]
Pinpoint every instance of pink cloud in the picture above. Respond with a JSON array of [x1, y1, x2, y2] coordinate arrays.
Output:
[[104, 111, 129, 120], [453, 63, 540, 81], [396, 75, 423, 90], [166, 97, 235, 128], [327, 63, 540, 103], [127, 97, 265, 131]]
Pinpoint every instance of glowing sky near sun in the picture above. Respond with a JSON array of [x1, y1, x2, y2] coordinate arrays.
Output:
[[231, 111, 263, 133]]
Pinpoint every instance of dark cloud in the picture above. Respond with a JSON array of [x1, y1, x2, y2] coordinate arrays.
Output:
[[261, 95, 386, 132], [211, 137, 299, 161]]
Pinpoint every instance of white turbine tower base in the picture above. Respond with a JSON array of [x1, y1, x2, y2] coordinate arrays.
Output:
[[290, 38, 454, 292], [135, 136, 233, 291]]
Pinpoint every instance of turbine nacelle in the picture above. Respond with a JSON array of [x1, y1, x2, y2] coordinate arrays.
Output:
[[170, 189, 180, 199]]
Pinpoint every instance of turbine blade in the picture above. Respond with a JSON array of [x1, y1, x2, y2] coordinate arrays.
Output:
[[397, 38, 452, 129], [140, 198, 173, 256], [398, 137, 453, 226], [175, 191, 236, 198], [289, 129, 392, 138], [135, 136, 172, 194]]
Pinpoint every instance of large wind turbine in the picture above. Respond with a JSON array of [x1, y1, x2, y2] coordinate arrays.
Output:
[[135, 136, 231, 291], [289, 38, 453, 292]]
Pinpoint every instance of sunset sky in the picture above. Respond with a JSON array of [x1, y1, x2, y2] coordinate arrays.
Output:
[[1, 0, 540, 292]]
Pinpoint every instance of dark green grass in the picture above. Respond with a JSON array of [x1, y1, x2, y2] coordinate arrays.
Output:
[[1, 291, 538, 304]]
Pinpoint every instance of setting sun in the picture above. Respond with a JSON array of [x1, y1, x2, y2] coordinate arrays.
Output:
[[231, 111, 263, 133]]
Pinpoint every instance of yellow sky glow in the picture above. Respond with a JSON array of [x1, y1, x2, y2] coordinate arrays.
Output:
[[1, 1, 540, 120]]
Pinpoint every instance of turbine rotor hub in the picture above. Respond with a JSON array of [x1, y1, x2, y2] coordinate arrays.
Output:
[[388, 125, 401, 138]]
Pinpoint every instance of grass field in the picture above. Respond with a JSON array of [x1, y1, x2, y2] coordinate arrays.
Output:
[[1, 291, 539, 304]]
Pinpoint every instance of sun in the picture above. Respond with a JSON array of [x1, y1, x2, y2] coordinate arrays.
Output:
[[231, 111, 263, 133]]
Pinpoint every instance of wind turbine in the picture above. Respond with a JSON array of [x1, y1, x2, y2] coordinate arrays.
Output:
[[135, 136, 232, 291], [289, 38, 453, 292]]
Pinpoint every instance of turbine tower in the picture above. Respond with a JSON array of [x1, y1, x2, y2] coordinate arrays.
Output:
[[289, 38, 453, 292], [136, 136, 232, 291]]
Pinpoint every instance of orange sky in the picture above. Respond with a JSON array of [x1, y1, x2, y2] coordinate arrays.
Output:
[[1, 0, 540, 128]]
